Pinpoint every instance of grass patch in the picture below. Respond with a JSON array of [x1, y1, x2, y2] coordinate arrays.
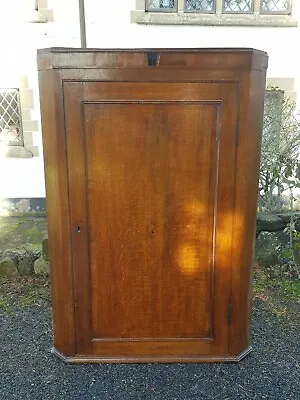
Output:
[[0, 298, 10, 310], [18, 292, 39, 308], [253, 266, 300, 298], [280, 280, 300, 297], [0, 275, 51, 312], [253, 266, 300, 325]]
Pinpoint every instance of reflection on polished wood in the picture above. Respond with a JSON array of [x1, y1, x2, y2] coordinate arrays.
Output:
[[38, 48, 267, 363]]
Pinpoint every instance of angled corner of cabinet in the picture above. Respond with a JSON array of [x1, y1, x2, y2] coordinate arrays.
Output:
[[37, 47, 268, 363]]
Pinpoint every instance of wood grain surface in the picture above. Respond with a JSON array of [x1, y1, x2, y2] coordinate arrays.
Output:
[[38, 48, 267, 362]]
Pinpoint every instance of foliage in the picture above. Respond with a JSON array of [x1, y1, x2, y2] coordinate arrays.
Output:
[[259, 87, 300, 212], [279, 223, 300, 278], [257, 87, 300, 278]]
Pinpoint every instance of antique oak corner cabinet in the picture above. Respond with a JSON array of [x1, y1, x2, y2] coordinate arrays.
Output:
[[37, 48, 268, 363]]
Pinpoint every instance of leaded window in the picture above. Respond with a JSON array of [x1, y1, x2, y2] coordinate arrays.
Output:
[[261, 0, 291, 14], [0, 89, 24, 146], [146, 0, 177, 11], [145, 0, 293, 14], [185, 0, 215, 12], [223, 0, 253, 13]]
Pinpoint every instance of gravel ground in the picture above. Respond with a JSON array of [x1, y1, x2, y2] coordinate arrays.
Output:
[[0, 280, 299, 400]]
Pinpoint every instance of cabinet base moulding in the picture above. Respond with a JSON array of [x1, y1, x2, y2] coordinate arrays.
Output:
[[51, 346, 253, 364], [38, 47, 267, 364]]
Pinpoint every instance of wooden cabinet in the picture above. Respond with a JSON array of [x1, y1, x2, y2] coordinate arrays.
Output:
[[37, 48, 267, 363]]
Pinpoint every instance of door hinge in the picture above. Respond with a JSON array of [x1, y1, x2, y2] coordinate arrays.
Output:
[[235, 121, 240, 147], [227, 303, 233, 325]]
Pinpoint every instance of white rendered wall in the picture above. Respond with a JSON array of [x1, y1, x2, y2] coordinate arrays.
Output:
[[85, 0, 300, 79], [0, 0, 80, 199], [0, 0, 299, 199]]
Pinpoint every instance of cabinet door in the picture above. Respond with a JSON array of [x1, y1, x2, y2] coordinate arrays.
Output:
[[64, 81, 239, 362]]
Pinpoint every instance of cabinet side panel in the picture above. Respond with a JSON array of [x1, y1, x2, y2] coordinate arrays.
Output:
[[38, 70, 76, 356], [230, 68, 267, 355]]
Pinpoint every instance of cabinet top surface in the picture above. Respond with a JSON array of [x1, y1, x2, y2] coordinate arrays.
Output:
[[37, 47, 268, 71], [38, 47, 266, 54]]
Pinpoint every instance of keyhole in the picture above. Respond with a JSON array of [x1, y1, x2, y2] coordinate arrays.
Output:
[[147, 222, 156, 239], [77, 226, 81, 233]]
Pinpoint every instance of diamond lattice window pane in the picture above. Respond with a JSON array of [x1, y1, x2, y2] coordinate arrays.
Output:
[[185, 0, 215, 12], [0, 89, 23, 146], [223, 0, 253, 12], [146, 0, 175, 10], [261, 0, 289, 13]]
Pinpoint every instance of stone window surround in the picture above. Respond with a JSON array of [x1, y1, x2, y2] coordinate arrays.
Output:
[[132, 0, 297, 26], [24, 0, 54, 23], [34, 0, 54, 23], [0, 0, 54, 159], [1, 83, 39, 159]]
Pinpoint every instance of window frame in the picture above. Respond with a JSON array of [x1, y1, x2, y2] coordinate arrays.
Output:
[[183, 0, 217, 13], [133, 0, 297, 26], [0, 88, 24, 147], [145, 0, 178, 12], [144, 0, 293, 15], [222, 0, 254, 14], [260, 0, 292, 15]]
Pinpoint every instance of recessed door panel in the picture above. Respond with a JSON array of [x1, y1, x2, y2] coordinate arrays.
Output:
[[63, 82, 238, 360]]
